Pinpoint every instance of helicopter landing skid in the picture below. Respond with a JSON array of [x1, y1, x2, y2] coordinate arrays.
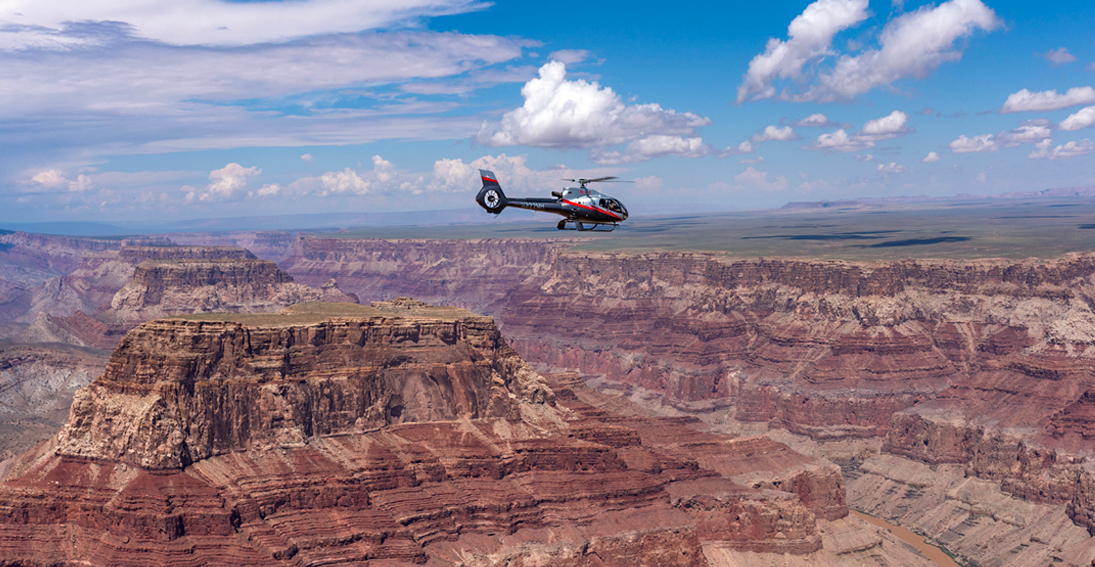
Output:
[[557, 219, 617, 232]]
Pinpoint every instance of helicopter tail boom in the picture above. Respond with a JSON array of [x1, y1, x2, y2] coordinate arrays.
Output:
[[476, 169, 508, 214]]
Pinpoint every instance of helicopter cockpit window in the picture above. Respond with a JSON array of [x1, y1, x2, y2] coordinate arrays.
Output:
[[605, 199, 623, 214]]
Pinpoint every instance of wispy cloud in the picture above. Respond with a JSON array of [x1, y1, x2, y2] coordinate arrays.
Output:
[[1, 0, 489, 47], [1000, 87, 1095, 113], [0, 5, 536, 182], [1036, 47, 1076, 67], [794, 113, 839, 127]]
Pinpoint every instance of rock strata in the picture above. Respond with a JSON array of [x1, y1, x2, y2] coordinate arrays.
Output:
[[0, 302, 847, 566], [278, 237, 1095, 549], [107, 257, 355, 324]]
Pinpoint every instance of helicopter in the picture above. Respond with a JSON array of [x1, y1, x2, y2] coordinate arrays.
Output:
[[475, 169, 629, 231]]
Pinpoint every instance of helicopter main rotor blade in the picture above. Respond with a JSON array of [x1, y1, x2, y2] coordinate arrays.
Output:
[[562, 176, 619, 183]]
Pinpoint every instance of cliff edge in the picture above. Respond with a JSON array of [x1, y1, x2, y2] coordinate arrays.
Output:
[[0, 300, 859, 566]]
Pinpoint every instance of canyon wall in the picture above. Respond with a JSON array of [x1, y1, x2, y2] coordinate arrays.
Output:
[[0, 302, 885, 566], [0, 241, 358, 468], [6, 231, 1095, 563], [106, 257, 355, 324], [279, 236, 1095, 564]]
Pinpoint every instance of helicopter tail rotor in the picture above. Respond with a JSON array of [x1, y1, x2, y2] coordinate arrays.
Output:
[[476, 169, 508, 214]]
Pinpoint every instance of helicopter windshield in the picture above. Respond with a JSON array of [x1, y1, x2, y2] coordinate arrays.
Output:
[[602, 198, 626, 216]]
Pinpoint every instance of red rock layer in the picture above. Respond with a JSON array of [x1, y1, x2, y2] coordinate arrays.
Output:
[[282, 235, 567, 307], [279, 239, 1095, 533], [0, 304, 840, 565]]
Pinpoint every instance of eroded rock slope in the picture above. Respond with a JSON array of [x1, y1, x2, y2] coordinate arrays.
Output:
[[0, 301, 876, 566], [279, 236, 1095, 565]]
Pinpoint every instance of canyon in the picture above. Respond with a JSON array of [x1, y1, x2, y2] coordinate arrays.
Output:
[[0, 235, 355, 461], [5, 215, 1095, 564], [279, 234, 1095, 566], [0, 301, 927, 566]]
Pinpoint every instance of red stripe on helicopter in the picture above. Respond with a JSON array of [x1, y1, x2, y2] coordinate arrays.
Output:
[[481, 175, 498, 184], [562, 199, 621, 220]]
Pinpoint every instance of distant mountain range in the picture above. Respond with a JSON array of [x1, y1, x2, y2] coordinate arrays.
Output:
[[0, 207, 539, 237], [782, 186, 1095, 210]]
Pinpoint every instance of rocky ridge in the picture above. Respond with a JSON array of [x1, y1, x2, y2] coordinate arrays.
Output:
[[0, 301, 892, 566], [0, 242, 358, 477]]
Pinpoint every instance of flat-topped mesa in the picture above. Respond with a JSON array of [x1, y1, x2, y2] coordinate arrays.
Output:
[[55, 302, 553, 470], [117, 244, 256, 264], [108, 257, 356, 323]]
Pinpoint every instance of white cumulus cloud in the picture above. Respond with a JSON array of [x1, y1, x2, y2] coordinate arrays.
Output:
[[27, 168, 93, 192], [477, 61, 710, 155], [795, 113, 839, 127], [319, 168, 372, 195], [184, 162, 260, 202], [752, 125, 800, 142], [1000, 87, 1095, 113], [923, 151, 941, 162], [1060, 106, 1095, 131], [997, 121, 1052, 146], [1028, 138, 1095, 160], [804, 110, 909, 151], [254, 184, 281, 197], [30, 169, 68, 190], [720, 141, 755, 157], [737, 0, 870, 103], [949, 134, 997, 153], [806, 129, 875, 152], [739, 0, 1000, 103], [877, 162, 907, 177], [859, 110, 910, 140]]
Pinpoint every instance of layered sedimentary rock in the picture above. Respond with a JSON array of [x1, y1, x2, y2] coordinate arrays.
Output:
[[0, 232, 121, 321], [0, 302, 851, 566], [13, 244, 356, 348], [107, 257, 356, 325], [1, 243, 358, 467], [282, 235, 565, 307], [169, 230, 297, 264], [279, 237, 1095, 553]]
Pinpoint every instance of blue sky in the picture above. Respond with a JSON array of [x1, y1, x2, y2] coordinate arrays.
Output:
[[2, 0, 1094, 223]]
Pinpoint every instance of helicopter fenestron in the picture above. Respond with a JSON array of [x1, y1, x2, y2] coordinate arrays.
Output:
[[474, 169, 629, 231]]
